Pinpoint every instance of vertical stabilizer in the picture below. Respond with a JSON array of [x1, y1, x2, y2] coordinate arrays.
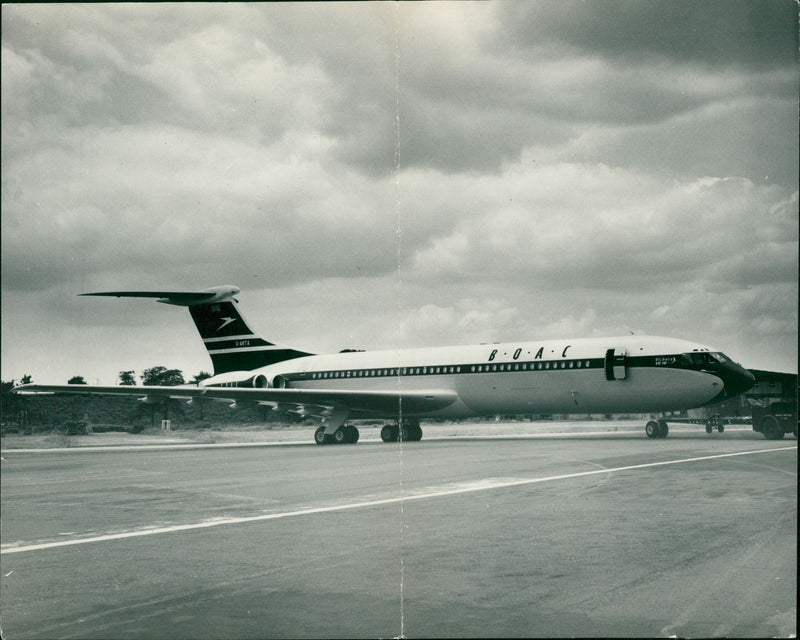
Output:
[[188, 299, 313, 374], [80, 286, 314, 375]]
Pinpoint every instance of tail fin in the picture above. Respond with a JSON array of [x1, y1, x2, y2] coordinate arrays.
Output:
[[80, 285, 314, 375]]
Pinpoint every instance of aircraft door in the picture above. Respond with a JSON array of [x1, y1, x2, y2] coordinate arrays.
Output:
[[604, 347, 627, 381]]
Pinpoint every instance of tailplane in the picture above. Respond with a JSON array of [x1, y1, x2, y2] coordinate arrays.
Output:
[[80, 286, 314, 375]]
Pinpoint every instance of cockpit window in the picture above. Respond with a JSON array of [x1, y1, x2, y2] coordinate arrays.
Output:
[[681, 352, 728, 367]]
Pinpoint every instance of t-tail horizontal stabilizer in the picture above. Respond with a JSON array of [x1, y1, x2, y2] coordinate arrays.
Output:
[[79, 285, 241, 306], [79, 285, 313, 374]]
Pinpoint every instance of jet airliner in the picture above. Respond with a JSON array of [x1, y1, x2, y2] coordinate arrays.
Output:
[[15, 285, 755, 444]]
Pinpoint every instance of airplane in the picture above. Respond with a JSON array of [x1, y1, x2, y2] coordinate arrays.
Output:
[[14, 285, 756, 444]]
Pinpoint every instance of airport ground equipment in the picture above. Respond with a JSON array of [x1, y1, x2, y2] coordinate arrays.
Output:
[[751, 402, 798, 440]]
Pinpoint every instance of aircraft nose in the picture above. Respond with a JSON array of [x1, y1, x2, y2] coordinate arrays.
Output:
[[722, 364, 755, 399]]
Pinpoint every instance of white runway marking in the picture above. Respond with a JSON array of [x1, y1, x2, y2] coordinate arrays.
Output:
[[2, 446, 794, 555]]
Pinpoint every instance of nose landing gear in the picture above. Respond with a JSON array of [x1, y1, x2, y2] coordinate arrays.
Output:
[[705, 414, 724, 434]]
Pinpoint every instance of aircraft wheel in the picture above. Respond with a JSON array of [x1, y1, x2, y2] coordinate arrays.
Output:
[[645, 420, 659, 438], [706, 423, 713, 434], [346, 425, 359, 443], [314, 426, 333, 445], [657, 420, 669, 438], [381, 425, 398, 443], [718, 423, 724, 433], [409, 424, 423, 441], [334, 427, 348, 444]]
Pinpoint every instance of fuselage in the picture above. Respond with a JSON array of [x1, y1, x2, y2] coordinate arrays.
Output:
[[202, 335, 755, 419]]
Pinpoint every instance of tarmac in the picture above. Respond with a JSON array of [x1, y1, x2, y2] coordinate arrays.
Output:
[[1, 421, 796, 638]]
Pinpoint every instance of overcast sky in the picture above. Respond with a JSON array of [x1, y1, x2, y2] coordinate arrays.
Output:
[[2, 1, 798, 385]]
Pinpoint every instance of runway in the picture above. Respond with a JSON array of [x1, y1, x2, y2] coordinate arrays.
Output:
[[1, 427, 796, 638]]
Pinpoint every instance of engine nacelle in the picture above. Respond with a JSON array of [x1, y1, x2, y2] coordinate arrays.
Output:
[[201, 371, 272, 389], [252, 374, 269, 388], [272, 375, 287, 389]]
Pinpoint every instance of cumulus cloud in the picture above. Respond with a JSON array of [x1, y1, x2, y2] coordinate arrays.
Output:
[[1, 2, 797, 382]]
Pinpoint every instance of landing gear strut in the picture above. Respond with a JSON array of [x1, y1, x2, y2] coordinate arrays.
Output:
[[645, 420, 669, 439]]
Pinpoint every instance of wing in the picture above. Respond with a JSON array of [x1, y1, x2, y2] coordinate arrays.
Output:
[[12, 384, 458, 417]]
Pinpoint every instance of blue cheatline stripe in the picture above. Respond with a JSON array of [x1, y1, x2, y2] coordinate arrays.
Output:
[[277, 354, 699, 383]]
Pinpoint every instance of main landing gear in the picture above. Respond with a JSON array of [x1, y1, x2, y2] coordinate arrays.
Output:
[[645, 420, 669, 439], [313, 420, 424, 445], [380, 420, 423, 443], [314, 425, 359, 445]]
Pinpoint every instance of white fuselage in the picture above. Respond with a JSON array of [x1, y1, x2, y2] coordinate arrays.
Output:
[[204, 335, 729, 418]]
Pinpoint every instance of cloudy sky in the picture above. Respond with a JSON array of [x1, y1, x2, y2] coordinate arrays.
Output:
[[2, 1, 797, 385]]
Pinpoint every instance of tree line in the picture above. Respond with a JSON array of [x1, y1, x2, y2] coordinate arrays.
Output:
[[3, 367, 212, 388], [0, 367, 300, 434]]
